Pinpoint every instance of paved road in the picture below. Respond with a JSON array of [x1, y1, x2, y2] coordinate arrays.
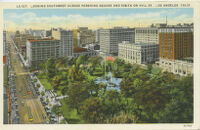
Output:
[[7, 33, 47, 124]]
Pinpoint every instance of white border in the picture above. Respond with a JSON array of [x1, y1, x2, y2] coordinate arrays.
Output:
[[0, 1, 199, 130]]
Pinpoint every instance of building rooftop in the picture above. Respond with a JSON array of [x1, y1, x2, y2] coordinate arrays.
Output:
[[181, 57, 193, 63], [73, 47, 88, 53], [28, 38, 56, 42], [120, 41, 158, 46]]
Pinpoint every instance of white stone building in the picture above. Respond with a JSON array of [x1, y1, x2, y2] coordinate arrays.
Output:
[[156, 58, 193, 76], [118, 41, 159, 64]]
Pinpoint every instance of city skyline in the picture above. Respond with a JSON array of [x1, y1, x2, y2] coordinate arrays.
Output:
[[3, 7, 194, 124], [4, 8, 193, 31]]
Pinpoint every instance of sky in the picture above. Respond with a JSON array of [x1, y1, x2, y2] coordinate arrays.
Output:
[[4, 8, 193, 31]]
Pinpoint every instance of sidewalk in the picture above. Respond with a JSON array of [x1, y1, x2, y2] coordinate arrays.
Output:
[[30, 73, 67, 124]]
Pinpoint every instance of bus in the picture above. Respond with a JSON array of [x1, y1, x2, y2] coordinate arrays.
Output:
[[27, 106, 33, 122]]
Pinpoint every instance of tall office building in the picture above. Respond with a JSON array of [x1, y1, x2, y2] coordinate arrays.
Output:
[[135, 27, 159, 44], [95, 29, 101, 44], [78, 27, 96, 47], [26, 39, 60, 67], [99, 27, 135, 55], [52, 28, 73, 57], [157, 24, 193, 76], [159, 26, 193, 60], [73, 29, 78, 48]]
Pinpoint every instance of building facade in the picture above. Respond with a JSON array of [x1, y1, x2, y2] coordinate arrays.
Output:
[[135, 27, 159, 44], [78, 27, 96, 47], [26, 39, 60, 67], [157, 24, 193, 76], [159, 27, 193, 60], [95, 29, 101, 44], [73, 29, 78, 48], [52, 28, 73, 57], [118, 41, 159, 64], [156, 58, 193, 76], [14, 31, 41, 57], [100, 27, 135, 55], [73, 47, 98, 58], [3, 30, 7, 56], [24, 29, 47, 38]]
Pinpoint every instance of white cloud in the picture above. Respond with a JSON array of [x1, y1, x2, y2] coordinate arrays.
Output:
[[4, 10, 193, 31]]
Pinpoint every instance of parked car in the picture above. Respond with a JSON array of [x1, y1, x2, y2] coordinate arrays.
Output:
[[42, 114, 46, 120]]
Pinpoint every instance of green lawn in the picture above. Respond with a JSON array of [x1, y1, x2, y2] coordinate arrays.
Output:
[[60, 99, 84, 124], [56, 90, 62, 96], [152, 67, 161, 74], [38, 73, 53, 90]]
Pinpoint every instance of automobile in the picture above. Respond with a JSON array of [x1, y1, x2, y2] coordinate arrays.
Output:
[[50, 115, 56, 119], [46, 110, 51, 115], [21, 101, 24, 106], [42, 114, 46, 120], [42, 102, 48, 106], [45, 107, 50, 111], [40, 97, 43, 101], [35, 87, 38, 91], [50, 117, 56, 122], [36, 91, 40, 95]]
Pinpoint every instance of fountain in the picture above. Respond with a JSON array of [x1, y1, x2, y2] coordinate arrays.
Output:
[[95, 72, 122, 92]]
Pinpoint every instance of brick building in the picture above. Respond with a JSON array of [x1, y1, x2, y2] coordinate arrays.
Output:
[[159, 27, 193, 60]]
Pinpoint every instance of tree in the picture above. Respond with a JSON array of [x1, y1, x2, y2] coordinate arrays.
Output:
[[46, 98, 49, 103], [105, 112, 134, 123], [158, 76, 193, 123], [114, 58, 125, 67], [68, 57, 77, 66], [38, 61, 46, 72], [85, 79, 99, 96], [34, 78, 37, 82], [68, 65, 86, 82], [147, 64, 153, 73], [52, 75, 61, 90], [120, 77, 135, 98], [104, 90, 121, 117], [52, 105, 62, 116], [123, 63, 132, 73], [56, 57, 68, 69], [133, 79, 171, 122], [46, 58, 56, 79], [41, 91, 45, 96], [80, 97, 106, 123], [97, 82, 106, 98], [37, 83, 40, 88], [133, 78, 143, 88], [66, 81, 89, 113], [89, 56, 103, 68], [76, 55, 89, 66]]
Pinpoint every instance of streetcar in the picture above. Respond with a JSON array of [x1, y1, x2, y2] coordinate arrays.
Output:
[[27, 106, 33, 122], [22, 87, 27, 98]]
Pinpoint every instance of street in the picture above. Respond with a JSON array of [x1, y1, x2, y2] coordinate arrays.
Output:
[[7, 33, 47, 124]]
